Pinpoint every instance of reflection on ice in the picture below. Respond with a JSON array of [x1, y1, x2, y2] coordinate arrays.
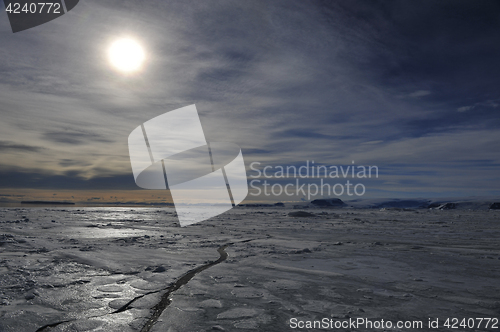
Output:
[[60, 227, 152, 239]]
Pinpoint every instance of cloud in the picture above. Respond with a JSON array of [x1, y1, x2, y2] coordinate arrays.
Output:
[[408, 90, 431, 98], [42, 131, 113, 145], [0, 141, 44, 152], [457, 99, 499, 112], [0, 167, 136, 190], [457, 106, 473, 112], [59, 159, 92, 167]]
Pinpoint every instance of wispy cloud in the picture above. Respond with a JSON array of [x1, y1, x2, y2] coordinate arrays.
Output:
[[457, 99, 499, 112], [0, 141, 43, 152], [408, 90, 431, 98], [42, 131, 113, 145]]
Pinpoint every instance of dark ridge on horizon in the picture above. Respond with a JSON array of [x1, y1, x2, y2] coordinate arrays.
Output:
[[21, 200, 75, 205], [88, 202, 175, 206]]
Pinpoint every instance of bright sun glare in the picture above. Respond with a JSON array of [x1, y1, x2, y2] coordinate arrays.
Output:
[[108, 38, 145, 73]]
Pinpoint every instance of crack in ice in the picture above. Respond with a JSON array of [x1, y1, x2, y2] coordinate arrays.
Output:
[[35, 239, 257, 332]]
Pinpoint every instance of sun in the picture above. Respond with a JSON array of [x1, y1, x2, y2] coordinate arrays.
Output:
[[108, 38, 145, 73]]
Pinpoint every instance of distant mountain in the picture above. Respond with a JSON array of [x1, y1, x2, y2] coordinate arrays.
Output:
[[344, 197, 500, 210], [310, 198, 345, 207]]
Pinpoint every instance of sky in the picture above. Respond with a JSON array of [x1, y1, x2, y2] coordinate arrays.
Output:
[[0, 0, 499, 204]]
